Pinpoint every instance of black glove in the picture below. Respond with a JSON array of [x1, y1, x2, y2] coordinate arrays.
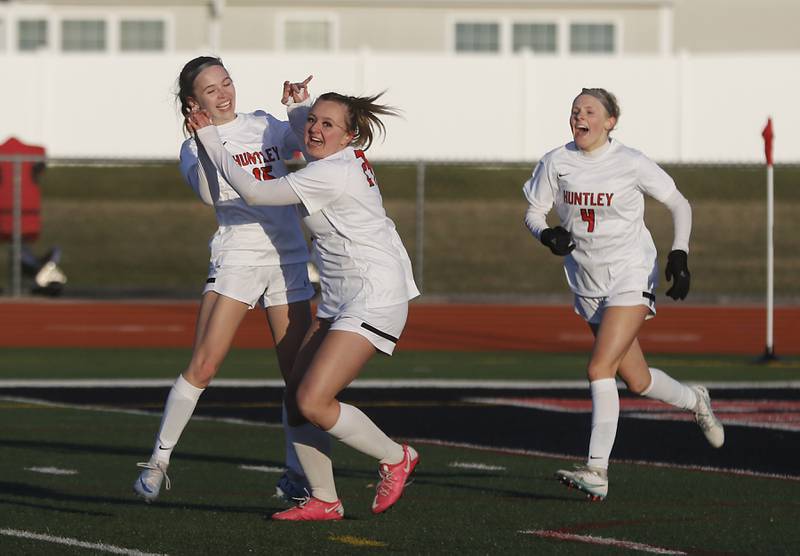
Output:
[[665, 249, 690, 300], [540, 226, 575, 256]]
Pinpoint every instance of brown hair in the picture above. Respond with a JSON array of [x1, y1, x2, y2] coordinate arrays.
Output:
[[176, 56, 226, 134], [316, 91, 400, 150], [578, 87, 620, 126]]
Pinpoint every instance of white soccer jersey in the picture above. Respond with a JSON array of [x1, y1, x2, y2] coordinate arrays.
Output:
[[179, 111, 309, 267], [523, 139, 684, 297], [284, 146, 420, 315]]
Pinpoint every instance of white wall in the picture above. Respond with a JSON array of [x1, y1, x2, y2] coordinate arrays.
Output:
[[3, 50, 798, 162]]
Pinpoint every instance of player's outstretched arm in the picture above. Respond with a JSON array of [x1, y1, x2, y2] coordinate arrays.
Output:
[[188, 110, 301, 206]]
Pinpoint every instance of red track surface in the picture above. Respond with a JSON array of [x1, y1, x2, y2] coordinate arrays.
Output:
[[1, 300, 797, 354]]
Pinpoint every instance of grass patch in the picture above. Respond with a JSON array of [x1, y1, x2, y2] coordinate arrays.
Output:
[[1, 348, 797, 381], [4, 163, 797, 298]]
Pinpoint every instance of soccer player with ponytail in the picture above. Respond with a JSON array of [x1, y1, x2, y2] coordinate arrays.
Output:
[[187, 91, 420, 520], [523, 87, 724, 500], [133, 56, 320, 504]]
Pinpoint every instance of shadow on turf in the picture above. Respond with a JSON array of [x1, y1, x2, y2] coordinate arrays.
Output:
[[0, 437, 290, 468], [0, 480, 273, 516], [0, 492, 113, 517]]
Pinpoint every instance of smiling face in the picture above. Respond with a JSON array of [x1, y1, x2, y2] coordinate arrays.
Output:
[[304, 99, 354, 159], [189, 65, 236, 125], [570, 94, 616, 153]]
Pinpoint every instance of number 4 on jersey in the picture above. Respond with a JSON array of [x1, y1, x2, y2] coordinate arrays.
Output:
[[580, 208, 596, 232], [355, 149, 376, 187]]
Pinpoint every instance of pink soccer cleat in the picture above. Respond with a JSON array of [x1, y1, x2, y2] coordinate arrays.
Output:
[[271, 496, 344, 521], [371, 444, 419, 514]]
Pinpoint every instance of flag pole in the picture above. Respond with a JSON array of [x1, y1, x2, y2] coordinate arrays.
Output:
[[758, 117, 778, 363]]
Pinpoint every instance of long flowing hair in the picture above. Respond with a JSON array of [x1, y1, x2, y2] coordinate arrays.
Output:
[[317, 91, 401, 150]]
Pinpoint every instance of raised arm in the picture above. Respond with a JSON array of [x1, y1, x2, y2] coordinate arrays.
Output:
[[281, 75, 315, 160]]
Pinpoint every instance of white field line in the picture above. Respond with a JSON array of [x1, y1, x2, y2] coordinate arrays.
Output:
[[408, 438, 800, 482], [520, 530, 686, 555], [1, 379, 799, 389], [25, 466, 77, 476], [627, 411, 800, 432], [4, 395, 798, 482], [239, 465, 284, 473], [0, 528, 166, 556], [449, 461, 506, 471]]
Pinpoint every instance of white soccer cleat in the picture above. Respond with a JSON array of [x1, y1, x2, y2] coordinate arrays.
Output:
[[274, 469, 311, 502], [556, 465, 608, 501], [691, 385, 725, 448], [133, 458, 170, 503]]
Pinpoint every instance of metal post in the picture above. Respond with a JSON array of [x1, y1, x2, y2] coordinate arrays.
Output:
[[415, 160, 425, 292], [758, 117, 777, 363], [765, 163, 775, 356], [11, 157, 23, 297]]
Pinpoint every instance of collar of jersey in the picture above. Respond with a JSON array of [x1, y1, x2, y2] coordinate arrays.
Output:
[[214, 113, 244, 137], [576, 138, 614, 160]]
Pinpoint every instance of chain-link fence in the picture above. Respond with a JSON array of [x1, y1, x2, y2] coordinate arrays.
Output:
[[1, 157, 798, 303]]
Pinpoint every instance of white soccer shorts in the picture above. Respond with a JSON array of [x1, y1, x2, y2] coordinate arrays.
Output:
[[574, 290, 656, 325], [321, 302, 409, 355], [203, 262, 314, 309]]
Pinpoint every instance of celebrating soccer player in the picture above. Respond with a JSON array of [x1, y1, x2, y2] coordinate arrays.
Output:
[[523, 87, 724, 500]]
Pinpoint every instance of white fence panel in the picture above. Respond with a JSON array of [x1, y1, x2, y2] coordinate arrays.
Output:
[[3, 51, 799, 162]]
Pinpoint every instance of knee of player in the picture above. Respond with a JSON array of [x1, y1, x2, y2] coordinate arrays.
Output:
[[586, 362, 615, 382], [186, 357, 221, 387], [626, 376, 651, 395], [295, 387, 328, 426]]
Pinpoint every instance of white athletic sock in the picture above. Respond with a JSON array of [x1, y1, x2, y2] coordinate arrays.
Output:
[[326, 403, 404, 464], [152, 374, 204, 464], [587, 378, 619, 471], [282, 404, 304, 478], [290, 424, 336, 502], [640, 367, 698, 410]]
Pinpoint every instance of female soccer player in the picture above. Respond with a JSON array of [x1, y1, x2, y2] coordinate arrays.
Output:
[[186, 91, 420, 520], [133, 56, 327, 503], [523, 88, 724, 500]]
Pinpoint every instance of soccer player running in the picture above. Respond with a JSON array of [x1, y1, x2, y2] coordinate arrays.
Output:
[[523, 88, 724, 501], [134, 56, 325, 503], [186, 90, 420, 520]]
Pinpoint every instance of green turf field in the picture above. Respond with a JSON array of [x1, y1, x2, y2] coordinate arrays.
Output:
[[1, 348, 798, 381], [1, 398, 798, 554]]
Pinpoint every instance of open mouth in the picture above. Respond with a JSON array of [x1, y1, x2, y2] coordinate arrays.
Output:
[[573, 123, 591, 140], [217, 100, 232, 110], [307, 135, 324, 148]]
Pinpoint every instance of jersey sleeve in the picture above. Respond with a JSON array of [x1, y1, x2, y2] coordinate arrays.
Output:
[[179, 138, 214, 206], [195, 125, 301, 206], [266, 112, 306, 161], [662, 189, 692, 253], [284, 159, 347, 215], [635, 153, 678, 203], [522, 156, 557, 240], [287, 98, 315, 161]]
